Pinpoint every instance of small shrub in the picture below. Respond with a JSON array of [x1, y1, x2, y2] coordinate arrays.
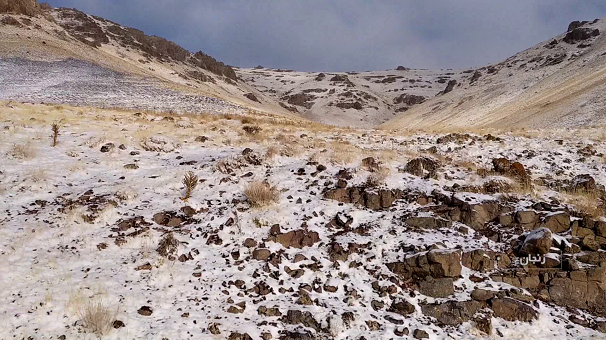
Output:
[[265, 146, 279, 160], [243, 125, 262, 135], [157, 233, 179, 256], [181, 171, 198, 200], [51, 119, 63, 147], [240, 117, 254, 125], [9, 143, 36, 160], [245, 181, 279, 208], [78, 301, 117, 336]]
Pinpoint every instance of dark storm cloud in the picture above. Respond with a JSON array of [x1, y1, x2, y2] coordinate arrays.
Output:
[[45, 0, 606, 71]]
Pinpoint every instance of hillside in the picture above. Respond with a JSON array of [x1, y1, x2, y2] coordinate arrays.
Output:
[[0, 3, 293, 117], [383, 19, 606, 130], [3, 2, 606, 130], [240, 19, 606, 130], [5, 2, 606, 340], [3, 103, 606, 340], [237, 67, 464, 128]]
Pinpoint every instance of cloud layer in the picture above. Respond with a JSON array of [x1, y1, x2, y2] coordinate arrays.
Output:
[[46, 0, 606, 71]]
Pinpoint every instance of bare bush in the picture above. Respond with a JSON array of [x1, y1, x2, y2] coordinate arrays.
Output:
[[181, 171, 198, 200], [157, 233, 179, 256], [242, 125, 262, 135], [245, 181, 280, 208], [51, 119, 63, 147], [78, 301, 117, 336], [9, 143, 36, 160]]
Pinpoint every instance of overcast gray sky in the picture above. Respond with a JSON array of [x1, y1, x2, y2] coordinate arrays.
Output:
[[45, 0, 606, 72]]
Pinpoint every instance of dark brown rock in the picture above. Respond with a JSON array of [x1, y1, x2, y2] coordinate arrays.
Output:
[[519, 227, 552, 255], [421, 300, 484, 326], [389, 299, 416, 316], [137, 306, 153, 316], [541, 212, 570, 233], [418, 277, 455, 298], [490, 298, 537, 322], [406, 157, 441, 179], [270, 229, 320, 249], [252, 248, 271, 261], [413, 329, 429, 339]]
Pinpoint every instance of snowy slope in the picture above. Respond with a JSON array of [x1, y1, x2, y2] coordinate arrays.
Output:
[[384, 18, 606, 130], [2, 103, 606, 339]]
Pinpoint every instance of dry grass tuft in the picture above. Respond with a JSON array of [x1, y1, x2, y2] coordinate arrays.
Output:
[[265, 146, 279, 161], [245, 181, 280, 208], [366, 167, 390, 187], [78, 301, 117, 336], [0, 0, 40, 16], [328, 141, 360, 165], [561, 190, 605, 218], [181, 171, 198, 200], [9, 143, 37, 160], [280, 144, 303, 157]]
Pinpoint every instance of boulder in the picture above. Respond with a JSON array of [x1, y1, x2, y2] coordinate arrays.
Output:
[[541, 212, 570, 233], [547, 275, 606, 312], [516, 210, 539, 229], [564, 27, 600, 43], [420, 300, 484, 326], [490, 298, 537, 322], [405, 216, 452, 230], [252, 249, 271, 261], [519, 228, 552, 255], [427, 250, 463, 277], [269, 229, 320, 249], [441, 80, 457, 94], [405, 157, 441, 179], [582, 235, 601, 251], [462, 250, 495, 272], [461, 202, 501, 230], [100, 143, 115, 153], [413, 329, 429, 339], [471, 289, 496, 301], [389, 299, 416, 316], [418, 277, 455, 298], [140, 135, 176, 152]]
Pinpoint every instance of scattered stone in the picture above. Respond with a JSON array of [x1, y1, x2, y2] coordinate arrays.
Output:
[[100, 143, 115, 153], [124, 163, 139, 169], [252, 248, 271, 261], [269, 229, 320, 249], [413, 329, 429, 339], [137, 306, 153, 316]]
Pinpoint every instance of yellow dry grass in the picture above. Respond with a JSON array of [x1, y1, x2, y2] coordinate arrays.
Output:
[[244, 181, 280, 208]]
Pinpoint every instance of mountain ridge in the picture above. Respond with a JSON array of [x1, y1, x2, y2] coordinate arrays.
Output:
[[2, 1, 605, 129]]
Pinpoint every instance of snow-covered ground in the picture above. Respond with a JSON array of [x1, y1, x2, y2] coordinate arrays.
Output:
[[0, 57, 246, 116], [2, 103, 606, 340]]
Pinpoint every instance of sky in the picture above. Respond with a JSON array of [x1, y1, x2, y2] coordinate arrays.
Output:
[[45, 0, 606, 72]]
